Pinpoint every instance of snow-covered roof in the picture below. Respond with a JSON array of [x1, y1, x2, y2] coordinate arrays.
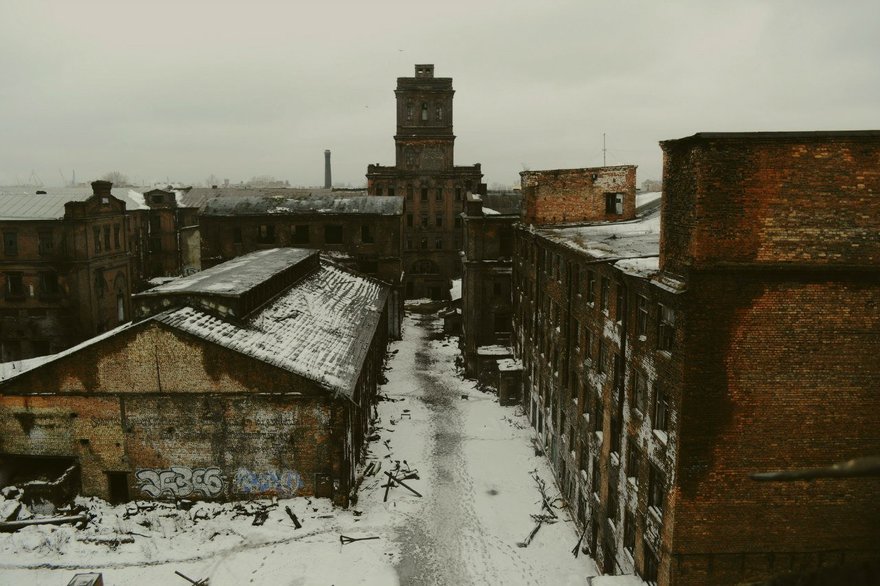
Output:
[[3, 261, 389, 398], [201, 194, 403, 216], [535, 205, 661, 264], [138, 248, 315, 297], [154, 262, 388, 397], [0, 189, 146, 220], [477, 345, 512, 357]]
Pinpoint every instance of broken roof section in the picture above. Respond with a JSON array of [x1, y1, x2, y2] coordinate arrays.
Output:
[[201, 194, 403, 216]]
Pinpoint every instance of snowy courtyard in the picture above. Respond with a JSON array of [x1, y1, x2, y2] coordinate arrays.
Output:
[[0, 309, 601, 585]]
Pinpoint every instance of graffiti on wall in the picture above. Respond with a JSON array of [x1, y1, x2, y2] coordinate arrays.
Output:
[[233, 468, 304, 497], [136, 466, 225, 499]]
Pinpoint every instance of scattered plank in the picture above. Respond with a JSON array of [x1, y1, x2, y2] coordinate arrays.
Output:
[[0, 514, 88, 533], [174, 570, 209, 585], [339, 534, 380, 545], [285, 506, 302, 529]]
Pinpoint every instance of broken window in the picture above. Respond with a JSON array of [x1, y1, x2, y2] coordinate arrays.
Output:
[[586, 270, 596, 304], [435, 188, 443, 201], [658, 304, 675, 351], [633, 370, 648, 414], [600, 277, 610, 312], [93, 227, 102, 253], [104, 225, 111, 251], [38, 230, 54, 255], [4, 272, 24, 299], [636, 295, 649, 336], [597, 339, 607, 374], [421, 188, 428, 201], [39, 271, 59, 297], [114, 224, 121, 249], [406, 185, 414, 200], [626, 440, 640, 484], [653, 385, 669, 432], [292, 225, 309, 244], [324, 225, 343, 244], [435, 238, 443, 249], [435, 214, 443, 227], [616, 283, 627, 322], [361, 225, 375, 244], [648, 464, 665, 516], [258, 224, 276, 244], [623, 510, 636, 554], [421, 103, 428, 121], [605, 192, 624, 215]]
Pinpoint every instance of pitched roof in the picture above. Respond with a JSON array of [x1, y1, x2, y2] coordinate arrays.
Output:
[[201, 194, 404, 216], [0, 189, 146, 220], [155, 262, 387, 396], [2, 258, 389, 398]]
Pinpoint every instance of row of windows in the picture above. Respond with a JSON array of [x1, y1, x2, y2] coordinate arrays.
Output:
[[3, 230, 59, 257], [406, 214, 462, 229], [373, 182, 474, 200], [3, 271, 61, 299], [405, 236, 460, 250], [92, 223, 123, 254], [235, 224, 376, 246]]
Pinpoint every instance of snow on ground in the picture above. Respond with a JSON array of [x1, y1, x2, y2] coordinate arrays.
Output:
[[0, 309, 605, 585]]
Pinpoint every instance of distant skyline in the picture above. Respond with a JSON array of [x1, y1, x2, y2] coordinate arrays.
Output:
[[1, 0, 877, 188]]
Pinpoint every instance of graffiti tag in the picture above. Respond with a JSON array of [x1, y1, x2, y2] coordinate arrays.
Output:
[[233, 468, 304, 497], [136, 466, 224, 499]]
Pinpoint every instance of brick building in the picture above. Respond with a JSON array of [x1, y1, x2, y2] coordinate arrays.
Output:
[[0, 248, 389, 506], [460, 190, 522, 381], [198, 193, 404, 338], [128, 188, 200, 288], [511, 132, 880, 585], [367, 64, 484, 300], [0, 181, 134, 360]]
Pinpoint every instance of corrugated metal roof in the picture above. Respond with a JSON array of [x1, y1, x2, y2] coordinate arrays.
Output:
[[0, 189, 146, 220], [201, 194, 403, 216], [155, 261, 388, 397], [1, 258, 389, 398]]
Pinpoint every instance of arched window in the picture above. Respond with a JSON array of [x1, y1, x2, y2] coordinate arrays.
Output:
[[421, 103, 428, 121], [406, 102, 413, 121], [436, 105, 443, 121]]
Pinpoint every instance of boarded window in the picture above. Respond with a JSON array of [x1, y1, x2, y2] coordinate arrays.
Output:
[[325, 225, 343, 244]]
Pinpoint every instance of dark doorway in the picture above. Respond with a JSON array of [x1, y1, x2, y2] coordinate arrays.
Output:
[[106, 471, 129, 504], [314, 473, 333, 499]]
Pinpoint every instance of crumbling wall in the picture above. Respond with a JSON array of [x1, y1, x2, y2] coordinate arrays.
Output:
[[520, 166, 636, 225]]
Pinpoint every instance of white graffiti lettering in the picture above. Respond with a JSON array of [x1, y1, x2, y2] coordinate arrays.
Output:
[[233, 468, 304, 497], [136, 466, 224, 499]]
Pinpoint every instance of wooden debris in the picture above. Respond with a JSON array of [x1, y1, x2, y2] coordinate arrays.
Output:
[[0, 514, 88, 533], [285, 506, 302, 529], [571, 525, 588, 557], [174, 570, 209, 585], [339, 534, 380, 545], [383, 471, 422, 498]]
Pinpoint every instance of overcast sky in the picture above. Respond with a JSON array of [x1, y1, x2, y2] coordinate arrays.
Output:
[[1, 0, 877, 189]]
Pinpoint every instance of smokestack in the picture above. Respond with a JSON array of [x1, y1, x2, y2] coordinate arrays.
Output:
[[324, 149, 332, 189]]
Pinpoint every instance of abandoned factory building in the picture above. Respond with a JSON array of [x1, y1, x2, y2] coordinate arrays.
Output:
[[0, 181, 136, 361], [0, 248, 390, 506], [198, 192, 404, 338], [510, 132, 879, 586], [367, 64, 484, 300], [460, 190, 523, 382]]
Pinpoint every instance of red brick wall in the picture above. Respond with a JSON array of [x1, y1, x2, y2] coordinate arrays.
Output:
[[0, 322, 358, 503], [660, 133, 880, 275], [520, 166, 637, 225], [669, 272, 880, 586]]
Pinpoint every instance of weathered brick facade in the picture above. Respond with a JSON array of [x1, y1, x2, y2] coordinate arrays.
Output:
[[521, 166, 637, 225], [0, 181, 133, 359], [512, 131, 880, 585], [461, 192, 521, 380], [0, 249, 390, 506], [198, 194, 404, 338], [366, 64, 483, 299]]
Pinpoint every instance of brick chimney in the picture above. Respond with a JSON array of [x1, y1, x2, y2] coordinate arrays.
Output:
[[91, 180, 113, 197]]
